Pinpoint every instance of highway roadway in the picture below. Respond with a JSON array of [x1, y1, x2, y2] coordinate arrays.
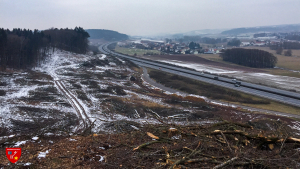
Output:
[[99, 43, 300, 108]]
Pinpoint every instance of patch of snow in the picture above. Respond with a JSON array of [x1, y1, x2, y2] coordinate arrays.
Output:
[[171, 135, 181, 140], [96, 66, 121, 70], [44, 133, 54, 136], [99, 54, 107, 60], [32, 136, 39, 141], [132, 83, 141, 88], [109, 62, 117, 66], [14, 141, 27, 147], [38, 149, 50, 158], [69, 138, 77, 141], [6, 85, 39, 99], [160, 60, 239, 74], [91, 70, 105, 73], [289, 121, 300, 135], [97, 155, 104, 162], [130, 125, 140, 130], [124, 90, 166, 106]]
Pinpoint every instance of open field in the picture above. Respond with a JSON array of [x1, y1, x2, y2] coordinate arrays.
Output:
[[115, 46, 161, 56], [148, 69, 300, 115], [241, 46, 300, 71], [196, 53, 300, 77]]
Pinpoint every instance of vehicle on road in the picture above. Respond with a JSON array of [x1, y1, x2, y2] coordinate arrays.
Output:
[[214, 76, 219, 80], [234, 83, 240, 87]]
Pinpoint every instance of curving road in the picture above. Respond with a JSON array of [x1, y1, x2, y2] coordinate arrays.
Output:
[[99, 43, 300, 108]]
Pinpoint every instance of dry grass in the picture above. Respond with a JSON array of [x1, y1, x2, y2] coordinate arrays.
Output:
[[196, 47, 300, 78], [149, 69, 269, 104], [121, 95, 166, 108], [115, 46, 160, 56], [241, 46, 300, 71], [231, 100, 300, 115], [265, 68, 300, 78], [196, 53, 222, 62]]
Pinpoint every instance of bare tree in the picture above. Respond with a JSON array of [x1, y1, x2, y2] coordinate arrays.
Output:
[[276, 47, 283, 55], [284, 49, 292, 56]]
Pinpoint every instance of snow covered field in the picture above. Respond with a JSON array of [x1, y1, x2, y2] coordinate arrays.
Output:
[[0, 50, 213, 137]]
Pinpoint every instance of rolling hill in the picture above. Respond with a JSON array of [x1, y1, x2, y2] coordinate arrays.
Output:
[[86, 29, 129, 41]]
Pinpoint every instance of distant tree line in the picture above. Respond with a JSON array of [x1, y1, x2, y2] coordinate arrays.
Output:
[[269, 41, 300, 56], [253, 33, 267, 38], [0, 27, 89, 70], [227, 38, 241, 46], [44, 27, 90, 54], [176, 36, 226, 45], [188, 41, 201, 49], [272, 47, 292, 56], [220, 48, 277, 68], [86, 29, 128, 41], [270, 42, 300, 50], [200, 37, 224, 44], [285, 34, 300, 41], [282, 42, 300, 49], [182, 36, 201, 42]]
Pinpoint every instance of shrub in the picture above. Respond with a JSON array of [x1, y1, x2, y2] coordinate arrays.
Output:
[[284, 49, 292, 56], [0, 90, 6, 96]]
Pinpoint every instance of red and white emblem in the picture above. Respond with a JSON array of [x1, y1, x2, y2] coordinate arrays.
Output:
[[6, 148, 22, 163]]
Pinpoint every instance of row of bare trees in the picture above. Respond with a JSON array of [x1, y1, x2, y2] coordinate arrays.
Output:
[[270, 42, 300, 50], [0, 27, 89, 70], [220, 48, 277, 68], [275, 48, 292, 56]]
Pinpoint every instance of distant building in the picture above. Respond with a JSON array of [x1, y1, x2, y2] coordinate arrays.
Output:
[[241, 42, 251, 46]]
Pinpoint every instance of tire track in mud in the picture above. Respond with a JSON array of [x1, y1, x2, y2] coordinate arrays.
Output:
[[54, 80, 91, 133]]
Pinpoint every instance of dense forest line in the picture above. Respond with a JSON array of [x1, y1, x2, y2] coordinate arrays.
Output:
[[221, 24, 300, 35], [220, 48, 277, 68], [86, 29, 128, 41], [174, 36, 227, 44], [0, 27, 89, 70]]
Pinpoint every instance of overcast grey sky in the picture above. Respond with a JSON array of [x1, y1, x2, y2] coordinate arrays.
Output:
[[1, 0, 300, 36]]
